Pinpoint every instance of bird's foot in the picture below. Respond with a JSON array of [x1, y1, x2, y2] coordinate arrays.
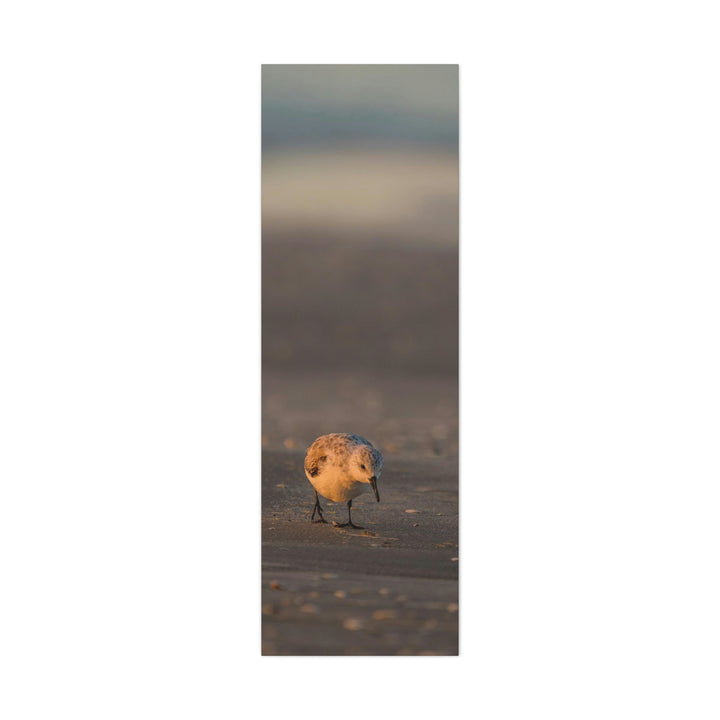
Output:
[[311, 517, 328, 524], [333, 521, 364, 529]]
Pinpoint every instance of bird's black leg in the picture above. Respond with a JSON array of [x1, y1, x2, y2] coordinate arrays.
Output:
[[336, 499, 363, 529], [311, 490, 327, 523]]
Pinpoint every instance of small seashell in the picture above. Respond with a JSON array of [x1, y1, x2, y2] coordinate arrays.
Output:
[[447, 603, 459, 613], [372, 610, 397, 621], [378, 588, 390, 595], [343, 618, 364, 631], [333, 590, 346, 599], [405, 509, 419, 514], [300, 604, 318, 614], [269, 581, 282, 590], [451, 557, 459, 562]]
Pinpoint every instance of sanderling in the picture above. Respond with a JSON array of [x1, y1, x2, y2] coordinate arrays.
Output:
[[304, 433, 383, 529]]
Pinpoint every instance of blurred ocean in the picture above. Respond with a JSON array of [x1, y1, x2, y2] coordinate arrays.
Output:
[[262, 64, 458, 151]]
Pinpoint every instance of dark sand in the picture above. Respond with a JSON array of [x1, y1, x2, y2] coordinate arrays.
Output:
[[262, 451, 459, 655], [262, 237, 458, 655], [262, 235, 458, 374]]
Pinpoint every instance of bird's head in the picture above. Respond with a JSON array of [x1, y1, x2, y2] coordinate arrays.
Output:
[[352, 445, 383, 502]]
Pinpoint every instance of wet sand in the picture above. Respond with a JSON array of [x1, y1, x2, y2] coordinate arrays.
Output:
[[262, 236, 458, 655], [262, 235, 458, 374], [262, 450, 459, 655]]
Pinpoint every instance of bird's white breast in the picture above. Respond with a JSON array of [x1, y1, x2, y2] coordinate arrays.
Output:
[[307, 465, 367, 503]]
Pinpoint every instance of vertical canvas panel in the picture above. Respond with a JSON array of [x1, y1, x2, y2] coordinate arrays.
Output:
[[262, 65, 458, 655]]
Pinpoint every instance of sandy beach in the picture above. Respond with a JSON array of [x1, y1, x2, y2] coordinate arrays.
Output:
[[262, 449, 458, 655], [262, 228, 459, 655]]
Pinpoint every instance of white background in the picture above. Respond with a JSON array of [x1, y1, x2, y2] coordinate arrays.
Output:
[[1, 2, 719, 718]]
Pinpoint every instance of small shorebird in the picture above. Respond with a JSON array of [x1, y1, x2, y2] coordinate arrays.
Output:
[[304, 433, 383, 529]]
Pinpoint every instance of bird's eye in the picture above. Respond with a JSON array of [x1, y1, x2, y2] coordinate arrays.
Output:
[[361, 464, 366, 470]]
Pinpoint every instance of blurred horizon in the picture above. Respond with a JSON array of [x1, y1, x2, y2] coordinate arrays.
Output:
[[263, 65, 458, 251]]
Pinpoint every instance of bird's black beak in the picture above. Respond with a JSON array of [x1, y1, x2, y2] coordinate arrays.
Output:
[[369, 476, 380, 502]]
